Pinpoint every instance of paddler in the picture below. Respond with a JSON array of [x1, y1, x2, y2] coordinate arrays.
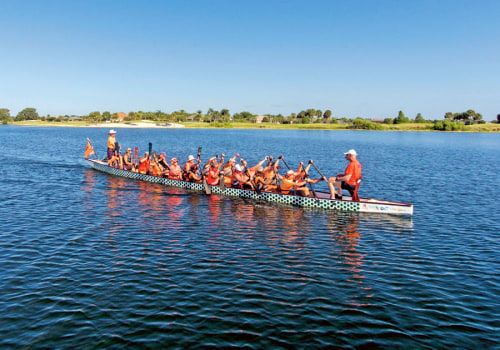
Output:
[[137, 152, 150, 174], [167, 158, 182, 180]]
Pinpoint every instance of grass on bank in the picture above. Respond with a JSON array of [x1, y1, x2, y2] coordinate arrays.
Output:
[[9, 119, 500, 132]]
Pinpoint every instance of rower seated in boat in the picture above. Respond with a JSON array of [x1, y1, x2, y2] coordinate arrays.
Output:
[[122, 148, 135, 171], [231, 164, 254, 190], [107, 150, 122, 169], [277, 170, 311, 196], [254, 166, 277, 192], [205, 158, 220, 185], [167, 158, 182, 180], [137, 152, 150, 174], [185, 163, 202, 183], [182, 155, 197, 180], [221, 155, 238, 187], [293, 162, 325, 196]]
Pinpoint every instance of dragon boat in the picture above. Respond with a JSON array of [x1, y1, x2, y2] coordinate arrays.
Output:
[[84, 158, 414, 216]]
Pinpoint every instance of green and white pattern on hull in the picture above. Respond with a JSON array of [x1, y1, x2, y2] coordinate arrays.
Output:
[[86, 159, 413, 215]]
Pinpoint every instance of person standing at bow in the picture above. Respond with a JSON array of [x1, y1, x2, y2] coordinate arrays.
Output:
[[106, 130, 118, 160]]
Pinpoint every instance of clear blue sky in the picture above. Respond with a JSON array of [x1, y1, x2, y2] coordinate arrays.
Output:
[[1, 0, 499, 120]]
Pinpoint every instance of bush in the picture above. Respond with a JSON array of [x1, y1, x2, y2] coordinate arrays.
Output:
[[433, 120, 465, 131], [211, 122, 233, 128], [349, 118, 384, 130]]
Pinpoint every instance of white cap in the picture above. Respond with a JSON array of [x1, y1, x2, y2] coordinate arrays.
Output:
[[286, 170, 295, 176], [187, 155, 195, 161], [344, 149, 357, 156], [234, 164, 243, 172], [109, 129, 116, 134]]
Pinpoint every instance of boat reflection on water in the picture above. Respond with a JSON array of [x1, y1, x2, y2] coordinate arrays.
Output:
[[325, 212, 369, 306]]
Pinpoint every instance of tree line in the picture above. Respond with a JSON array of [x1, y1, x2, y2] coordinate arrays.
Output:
[[2, 107, 499, 129]]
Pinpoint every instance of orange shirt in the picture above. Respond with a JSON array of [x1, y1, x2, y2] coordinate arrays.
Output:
[[168, 164, 182, 179], [137, 157, 150, 174], [344, 160, 362, 186], [280, 177, 295, 193], [206, 168, 220, 185]]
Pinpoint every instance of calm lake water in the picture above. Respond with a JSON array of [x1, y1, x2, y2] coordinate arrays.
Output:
[[1, 126, 499, 349]]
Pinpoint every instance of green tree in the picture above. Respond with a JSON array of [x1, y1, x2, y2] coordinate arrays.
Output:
[[220, 109, 230, 122], [274, 114, 284, 124], [394, 110, 410, 124], [0, 108, 10, 124], [415, 113, 425, 123], [323, 109, 332, 122], [87, 111, 102, 123], [15, 108, 39, 121], [444, 112, 454, 120]]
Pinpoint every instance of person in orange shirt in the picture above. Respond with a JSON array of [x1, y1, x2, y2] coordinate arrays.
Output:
[[253, 166, 277, 192], [231, 164, 254, 190], [328, 149, 362, 200], [205, 158, 221, 185], [137, 152, 150, 174], [167, 158, 182, 180]]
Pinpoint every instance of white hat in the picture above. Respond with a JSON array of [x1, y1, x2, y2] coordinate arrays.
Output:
[[234, 164, 243, 172], [344, 149, 357, 156], [109, 129, 116, 134], [286, 170, 295, 176], [187, 155, 195, 161]]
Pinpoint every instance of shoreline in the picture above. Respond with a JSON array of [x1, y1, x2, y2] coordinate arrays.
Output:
[[86, 122, 185, 129], [5, 121, 500, 132]]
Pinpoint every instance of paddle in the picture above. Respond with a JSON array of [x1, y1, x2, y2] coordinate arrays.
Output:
[[198, 146, 211, 195], [148, 142, 152, 158], [218, 154, 225, 190], [305, 160, 319, 200], [310, 161, 328, 180], [196, 146, 202, 163], [134, 146, 138, 167], [280, 157, 291, 171], [114, 141, 122, 168]]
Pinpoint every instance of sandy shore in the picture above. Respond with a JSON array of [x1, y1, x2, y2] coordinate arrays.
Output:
[[85, 122, 185, 129]]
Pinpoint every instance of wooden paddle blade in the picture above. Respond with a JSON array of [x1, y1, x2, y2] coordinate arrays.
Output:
[[203, 178, 212, 195], [219, 174, 225, 190]]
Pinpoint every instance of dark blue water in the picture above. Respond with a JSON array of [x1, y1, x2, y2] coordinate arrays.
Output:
[[1, 126, 499, 349]]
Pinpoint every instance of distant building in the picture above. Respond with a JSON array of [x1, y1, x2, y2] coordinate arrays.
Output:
[[255, 115, 267, 123], [116, 112, 127, 121]]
